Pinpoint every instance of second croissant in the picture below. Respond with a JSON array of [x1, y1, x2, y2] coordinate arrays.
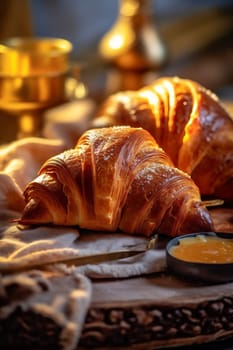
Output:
[[93, 77, 233, 200]]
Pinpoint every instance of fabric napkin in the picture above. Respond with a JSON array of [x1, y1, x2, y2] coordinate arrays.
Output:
[[0, 224, 166, 278], [0, 267, 92, 350], [0, 223, 166, 350], [0, 137, 65, 222]]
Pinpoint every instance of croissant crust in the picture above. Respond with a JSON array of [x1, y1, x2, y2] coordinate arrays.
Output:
[[19, 126, 213, 237]]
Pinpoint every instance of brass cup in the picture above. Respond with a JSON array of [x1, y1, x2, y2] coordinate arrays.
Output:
[[0, 37, 73, 138]]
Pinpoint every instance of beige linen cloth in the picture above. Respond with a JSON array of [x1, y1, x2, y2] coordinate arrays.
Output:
[[0, 99, 166, 350]]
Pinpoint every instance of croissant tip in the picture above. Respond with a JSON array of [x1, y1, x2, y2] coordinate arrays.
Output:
[[8, 217, 36, 230], [9, 218, 20, 224], [18, 198, 53, 226]]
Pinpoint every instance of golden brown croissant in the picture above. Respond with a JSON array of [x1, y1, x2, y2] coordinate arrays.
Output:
[[93, 77, 233, 200], [19, 126, 213, 237]]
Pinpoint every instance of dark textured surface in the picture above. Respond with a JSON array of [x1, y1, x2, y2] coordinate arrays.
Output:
[[0, 308, 62, 349], [79, 296, 233, 348]]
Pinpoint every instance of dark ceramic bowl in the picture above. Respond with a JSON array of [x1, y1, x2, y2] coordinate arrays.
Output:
[[166, 232, 233, 284]]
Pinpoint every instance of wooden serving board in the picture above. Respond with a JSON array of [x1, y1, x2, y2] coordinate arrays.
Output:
[[79, 207, 233, 349]]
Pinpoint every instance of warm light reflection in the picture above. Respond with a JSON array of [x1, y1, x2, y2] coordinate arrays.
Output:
[[139, 89, 161, 128], [109, 35, 124, 50], [121, 0, 139, 17], [140, 89, 157, 105], [182, 80, 199, 145], [74, 82, 88, 99], [66, 77, 88, 99], [99, 22, 134, 60], [163, 80, 176, 132], [19, 114, 38, 135]]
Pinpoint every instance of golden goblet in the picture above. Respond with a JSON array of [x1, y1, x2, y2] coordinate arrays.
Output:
[[0, 37, 73, 138]]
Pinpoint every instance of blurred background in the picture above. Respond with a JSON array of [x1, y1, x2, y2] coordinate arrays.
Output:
[[1, 0, 233, 93], [0, 0, 233, 141]]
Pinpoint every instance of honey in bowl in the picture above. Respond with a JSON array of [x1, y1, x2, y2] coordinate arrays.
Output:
[[166, 232, 233, 283], [170, 235, 233, 264]]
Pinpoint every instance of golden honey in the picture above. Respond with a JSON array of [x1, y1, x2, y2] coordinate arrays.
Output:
[[170, 235, 233, 264]]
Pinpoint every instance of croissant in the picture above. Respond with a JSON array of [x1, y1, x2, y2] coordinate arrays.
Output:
[[93, 77, 233, 200], [18, 126, 213, 237]]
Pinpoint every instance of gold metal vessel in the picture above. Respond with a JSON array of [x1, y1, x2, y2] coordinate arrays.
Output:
[[0, 37, 73, 138]]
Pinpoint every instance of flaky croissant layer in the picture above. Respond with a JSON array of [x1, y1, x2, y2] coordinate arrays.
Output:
[[19, 127, 213, 237], [93, 77, 233, 200]]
